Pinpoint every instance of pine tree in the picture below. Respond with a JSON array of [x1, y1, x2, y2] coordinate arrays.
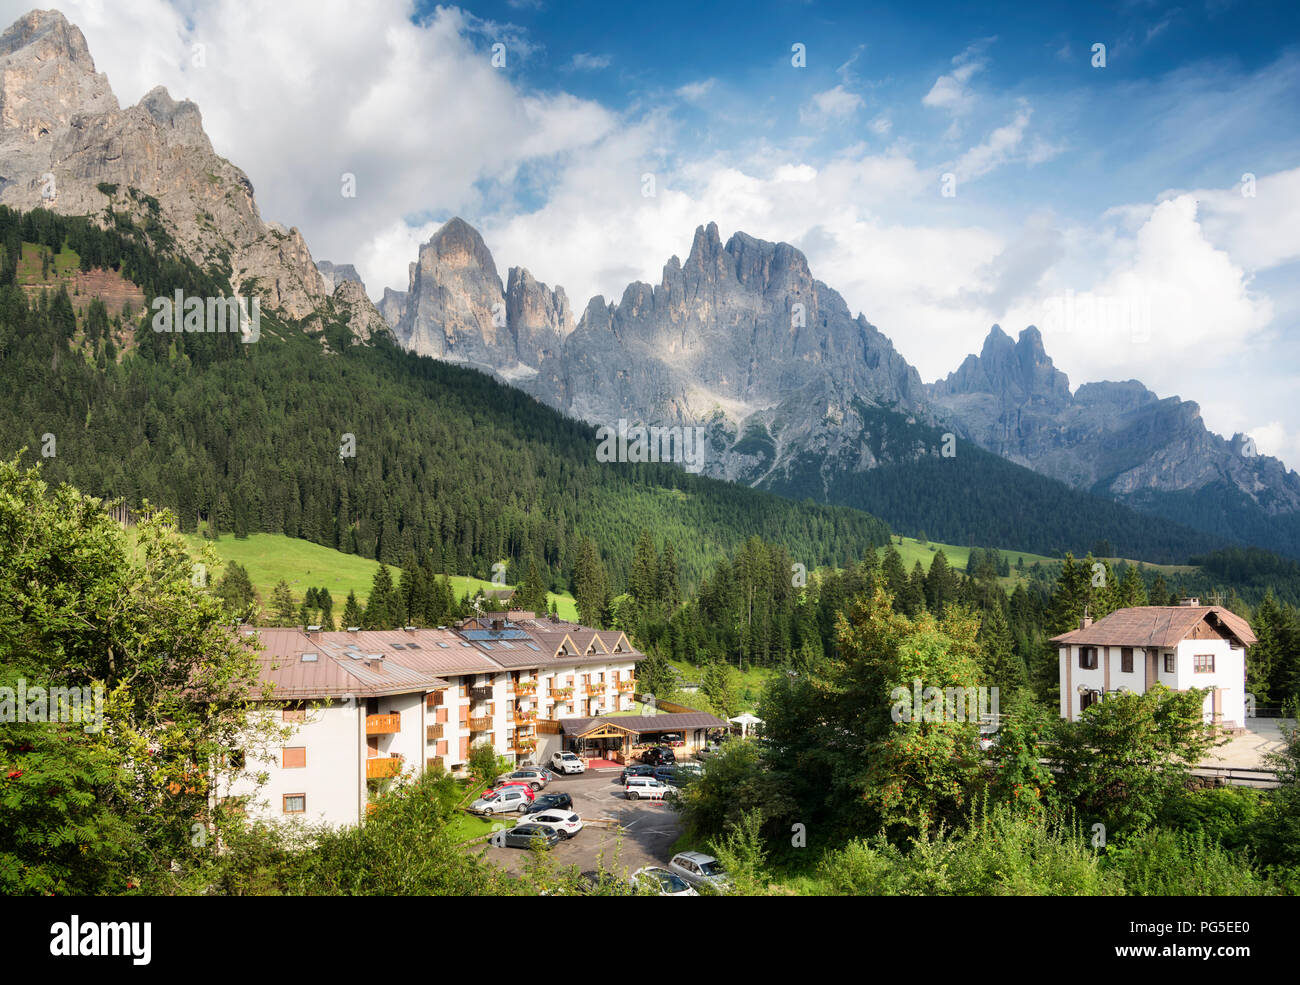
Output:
[[362, 564, 400, 629], [573, 538, 610, 628], [213, 561, 258, 622], [630, 529, 659, 609], [270, 579, 296, 625], [341, 590, 363, 629]]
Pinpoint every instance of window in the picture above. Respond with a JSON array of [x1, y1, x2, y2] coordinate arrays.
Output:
[[1120, 647, 1133, 673], [1078, 647, 1097, 669], [283, 794, 306, 814], [1194, 654, 1215, 673], [1164, 653, 1175, 673], [1080, 690, 1099, 712], [282, 747, 306, 769]]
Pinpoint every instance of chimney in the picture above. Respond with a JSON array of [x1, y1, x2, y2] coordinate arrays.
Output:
[[1179, 597, 1200, 607], [491, 618, 504, 632], [306, 624, 321, 641], [1080, 606, 1092, 630], [404, 625, 417, 634], [347, 626, 360, 633]]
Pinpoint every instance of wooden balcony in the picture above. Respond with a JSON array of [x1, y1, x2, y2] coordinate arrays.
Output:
[[426, 723, 444, 741], [512, 711, 537, 725], [469, 686, 493, 701], [508, 681, 537, 695], [584, 684, 604, 696], [366, 713, 401, 735], [511, 741, 537, 755], [467, 716, 492, 732], [366, 757, 402, 779], [616, 679, 636, 692]]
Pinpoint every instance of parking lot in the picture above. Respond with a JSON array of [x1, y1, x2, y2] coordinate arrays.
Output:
[[470, 766, 684, 879]]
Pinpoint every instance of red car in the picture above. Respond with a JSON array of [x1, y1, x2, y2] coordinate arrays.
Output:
[[487, 781, 536, 800]]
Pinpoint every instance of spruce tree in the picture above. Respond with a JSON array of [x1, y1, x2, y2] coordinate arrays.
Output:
[[341, 590, 363, 629], [270, 578, 296, 625]]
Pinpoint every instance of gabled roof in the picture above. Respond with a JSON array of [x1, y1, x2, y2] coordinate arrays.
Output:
[[1050, 606, 1256, 648], [560, 711, 727, 736]]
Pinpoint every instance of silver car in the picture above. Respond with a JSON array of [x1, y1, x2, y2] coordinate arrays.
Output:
[[668, 852, 732, 892], [496, 768, 549, 790], [471, 787, 533, 814]]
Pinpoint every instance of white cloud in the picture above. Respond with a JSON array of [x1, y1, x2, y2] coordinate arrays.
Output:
[[922, 40, 993, 115], [567, 52, 611, 71], [675, 79, 715, 102], [951, 104, 1031, 181], [799, 84, 864, 125]]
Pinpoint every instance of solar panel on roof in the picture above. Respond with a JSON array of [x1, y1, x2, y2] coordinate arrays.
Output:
[[461, 629, 531, 641]]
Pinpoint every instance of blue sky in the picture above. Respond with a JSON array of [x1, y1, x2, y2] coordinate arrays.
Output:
[[12, 0, 1300, 466]]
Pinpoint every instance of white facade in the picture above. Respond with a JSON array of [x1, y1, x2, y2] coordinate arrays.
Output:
[[1057, 636, 1247, 727]]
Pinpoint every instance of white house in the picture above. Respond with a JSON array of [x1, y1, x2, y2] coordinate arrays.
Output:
[[1051, 600, 1256, 728]]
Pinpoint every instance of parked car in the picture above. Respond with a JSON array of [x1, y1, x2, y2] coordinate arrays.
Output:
[[528, 809, 583, 839], [471, 786, 534, 814], [551, 751, 587, 775], [492, 780, 539, 799], [497, 768, 549, 790], [978, 717, 1000, 752], [503, 823, 563, 850], [523, 792, 574, 814], [631, 866, 698, 896], [656, 765, 699, 787], [621, 764, 657, 782], [668, 852, 732, 892], [624, 776, 671, 800], [641, 746, 676, 766]]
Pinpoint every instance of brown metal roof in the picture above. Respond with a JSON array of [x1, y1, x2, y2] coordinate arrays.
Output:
[[1050, 605, 1256, 648], [247, 627, 449, 700], [243, 619, 644, 699]]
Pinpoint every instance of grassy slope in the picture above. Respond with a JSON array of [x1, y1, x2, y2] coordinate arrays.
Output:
[[131, 530, 580, 620], [877, 535, 1196, 590]]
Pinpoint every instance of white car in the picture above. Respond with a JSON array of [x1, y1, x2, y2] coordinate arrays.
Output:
[[668, 852, 732, 892], [625, 776, 671, 800], [551, 751, 586, 775], [528, 809, 583, 839], [632, 866, 697, 896]]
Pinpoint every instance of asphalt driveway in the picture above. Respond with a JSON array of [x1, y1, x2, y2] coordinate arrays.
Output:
[[471, 767, 683, 879]]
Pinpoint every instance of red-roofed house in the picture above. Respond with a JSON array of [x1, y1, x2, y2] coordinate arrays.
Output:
[[1050, 600, 1256, 727]]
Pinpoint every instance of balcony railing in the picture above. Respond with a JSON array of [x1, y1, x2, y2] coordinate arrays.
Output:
[[616, 679, 636, 692], [366, 713, 401, 735], [366, 757, 402, 779], [469, 686, 493, 701], [467, 716, 492, 732], [511, 740, 537, 754], [427, 723, 444, 741], [508, 681, 537, 695], [584, 684, 604, 695], [512, 711, 537, 725]]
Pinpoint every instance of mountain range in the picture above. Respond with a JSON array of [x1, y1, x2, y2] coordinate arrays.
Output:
[[5, 7, 1298, 560]]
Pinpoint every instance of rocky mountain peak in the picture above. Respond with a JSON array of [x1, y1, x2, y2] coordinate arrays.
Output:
[[0, 9, 94, 69]]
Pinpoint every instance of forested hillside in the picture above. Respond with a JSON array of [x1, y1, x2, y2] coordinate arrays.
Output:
[[0, 206, 891, 593]]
